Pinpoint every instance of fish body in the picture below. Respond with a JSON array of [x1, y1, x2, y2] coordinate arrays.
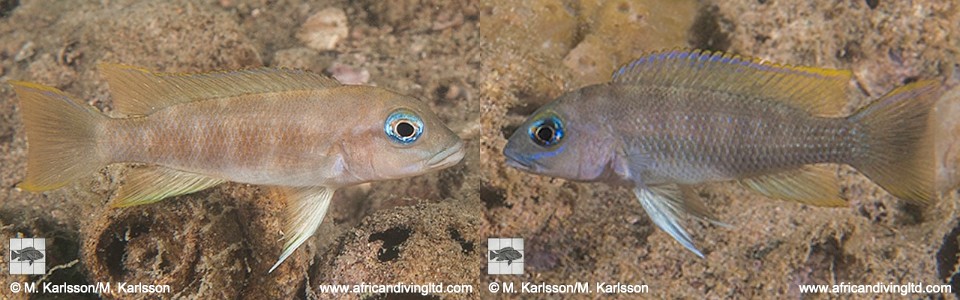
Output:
[[11, 65, 464, 272], [534, 83, 856, 186], [489, 247, 523, 265], [504, 50, 938, 257], [103, 87, 458, 188], [11, 247, 44, 265]]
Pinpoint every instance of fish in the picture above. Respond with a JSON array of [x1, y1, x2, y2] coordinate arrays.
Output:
[[503, 49, 938, 257], [489, 247, 523, 265], [11, 247, 44, 265], [10, 64, 465, 272]]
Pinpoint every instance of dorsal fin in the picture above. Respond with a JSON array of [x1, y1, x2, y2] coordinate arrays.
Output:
[[611, 49, 853, 116], [99, 64, 342, 115]]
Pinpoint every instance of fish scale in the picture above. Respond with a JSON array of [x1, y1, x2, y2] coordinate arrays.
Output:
[[103, 89, 386, 187], [11, 64, 464, 273], [605, 85, 856, 185], [504, 49, 938, 257]]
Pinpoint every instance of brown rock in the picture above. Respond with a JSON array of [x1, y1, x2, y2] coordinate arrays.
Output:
[[297, 7, 349, 51]]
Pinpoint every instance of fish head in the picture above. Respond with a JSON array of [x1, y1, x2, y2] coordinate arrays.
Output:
[[503, 87, 615, 182], [341, 90, 464, 182]]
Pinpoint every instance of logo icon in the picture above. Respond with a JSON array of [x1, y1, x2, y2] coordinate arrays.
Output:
[[9, 238, 46, 275], [487, 238, 523, 275]]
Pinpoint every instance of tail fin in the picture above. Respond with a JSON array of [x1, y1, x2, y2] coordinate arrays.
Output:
[[10, 81, 107, 191], [11, 250, 20, 260], [848, 80, 940, 205]]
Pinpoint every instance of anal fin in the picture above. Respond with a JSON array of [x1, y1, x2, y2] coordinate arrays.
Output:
[[269, 186, 335, 273], [739, 165, 845, 207], [113, 166, 225, 207]]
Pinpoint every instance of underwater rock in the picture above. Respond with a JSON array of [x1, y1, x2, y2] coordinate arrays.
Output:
[[563, 0, 698, 87], [326, 62, 370, 85], [297, 7, 350, 51], [311, 200, 481, 296], [79, 185, 314, 299], [937, 86, 960, 190], [80, 193, 249, 299], [14, 41, 35, 62], [481, 0, 577, 61]]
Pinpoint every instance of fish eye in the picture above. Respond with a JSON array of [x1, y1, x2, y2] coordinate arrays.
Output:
[[385, 110, 423, 144], [528, 115, 563, 147]]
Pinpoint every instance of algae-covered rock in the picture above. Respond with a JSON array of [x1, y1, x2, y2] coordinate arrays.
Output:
[[480, 0, 577, 62], [564, 0, 698, 87], [81, 192, 249, 299], [482, 0, 697, 101], [311, 199, 481, 299]]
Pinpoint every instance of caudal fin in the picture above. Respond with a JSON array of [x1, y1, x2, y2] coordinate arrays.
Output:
[[10, 81, 106, 191], [849, 80, 940, 205]]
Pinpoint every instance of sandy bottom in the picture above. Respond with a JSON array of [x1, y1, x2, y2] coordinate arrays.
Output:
[[0, 0, 958, 299]]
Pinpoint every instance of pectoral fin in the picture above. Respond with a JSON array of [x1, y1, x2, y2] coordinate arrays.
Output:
[[112, 166, 225, 207], [739, 165, 845, 207], [269, 186, 335, 273], [634, 185, 706, 258]]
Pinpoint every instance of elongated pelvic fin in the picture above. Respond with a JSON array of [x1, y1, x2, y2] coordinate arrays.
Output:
[[269, 186, 335, 273], [10, 81, 107, 191], [849, 80, 939, 204], [98, 64, 342, 116], [112, 166, 225, 207], [740, 165, 846, 207], [634, 185, 716, 258], [612, 49, 852, 116]]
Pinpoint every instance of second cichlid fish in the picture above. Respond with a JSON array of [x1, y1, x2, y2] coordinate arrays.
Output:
[[504, 50, 938, 257], [11, 65, 464, 272]]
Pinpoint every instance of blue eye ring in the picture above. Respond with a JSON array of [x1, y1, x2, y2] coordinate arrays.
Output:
[[528, 114, 564, 147], [385, 109, 424, 144]]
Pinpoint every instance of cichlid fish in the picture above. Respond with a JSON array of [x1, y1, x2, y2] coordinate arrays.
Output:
[[11, 247, 44, 265], [503, 50, 938, 257], [11, 65, 464, 272], [489, 247, 523, 265]]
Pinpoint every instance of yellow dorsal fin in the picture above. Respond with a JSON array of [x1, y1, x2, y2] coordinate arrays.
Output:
[[99, 64, 342, 115], [611, 49, 852, 116]]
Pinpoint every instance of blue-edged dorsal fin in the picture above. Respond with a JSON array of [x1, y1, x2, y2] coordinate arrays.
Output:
[[611, 49, 853, 116], [99, 64, 342, 116]]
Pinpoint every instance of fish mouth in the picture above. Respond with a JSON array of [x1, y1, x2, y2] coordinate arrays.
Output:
[[427, 140, 465, 168], [502, 147, 538, 172]]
